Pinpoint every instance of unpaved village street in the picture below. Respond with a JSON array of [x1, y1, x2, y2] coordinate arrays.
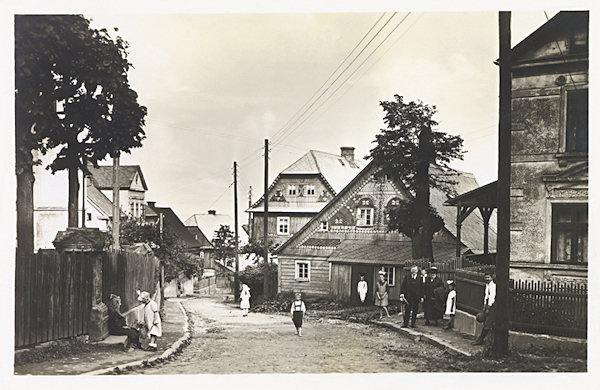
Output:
[[133, 296, 449, 374]]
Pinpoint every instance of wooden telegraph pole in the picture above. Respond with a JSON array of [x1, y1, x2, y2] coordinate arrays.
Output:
[[112, 155, 120, 250], [263, 139, 270, 298], [233, 161, 240, 301], [495, 11, 512, 356]]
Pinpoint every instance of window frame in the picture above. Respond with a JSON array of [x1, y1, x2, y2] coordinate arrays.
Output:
[[551, 203, 588, 265], [295, 260, 310, 281], [357, 207, 374, 226], [319, 220, 329, 231], [559, 85, 588, 154], [277, 216, 290, 236], [288, 185, 297, 196], [306, 184, 315, 196], [382, 266, 395, 286]]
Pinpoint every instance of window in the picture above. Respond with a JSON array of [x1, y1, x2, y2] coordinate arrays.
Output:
[[306, 185, 315, 195], [277, 216, 290, 235], [382, 266, 395, 286], [357, 208, 373, 226], [551, 204, 587, 264], [295, 261, 310, 281], [319, 221, 328, 231], [86, 212, 92, 221], [130, 202, 135, 216], [565, 89, 588, 153], [288, 185, 297, 196]]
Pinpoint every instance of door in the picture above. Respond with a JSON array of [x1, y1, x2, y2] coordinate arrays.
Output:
[[351, 264, 374, 305]]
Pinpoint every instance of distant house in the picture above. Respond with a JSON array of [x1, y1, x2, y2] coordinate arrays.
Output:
[[247, 147, 363, 248], [32, 156, 148, 250], [274, 160, 495, 302], [145, 202, 205, 254], [87, 164, 148, 219]]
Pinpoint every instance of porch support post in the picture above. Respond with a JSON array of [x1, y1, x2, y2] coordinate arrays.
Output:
[[479, 207, 494, 255]]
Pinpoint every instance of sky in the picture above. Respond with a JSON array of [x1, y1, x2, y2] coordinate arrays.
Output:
[[70, 9, 557, 224]]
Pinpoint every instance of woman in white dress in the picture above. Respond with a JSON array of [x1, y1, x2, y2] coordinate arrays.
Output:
[[240, 284, 251, 316], [139, 291, 162, 352], [357, 275, 368, 304]]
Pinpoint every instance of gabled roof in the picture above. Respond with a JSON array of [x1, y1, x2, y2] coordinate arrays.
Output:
[[329, 239, 456, 265], [444, 181, 497, 208], [186, 226, 213, 248], [275, 160, 495, 255], [249, 149, 363, 211], [147, 204, 204, 249], [184, 212, 249, 244], [87, 164, 148, 191], [508, 11, 588, 65], [86, 182, 116, 218]]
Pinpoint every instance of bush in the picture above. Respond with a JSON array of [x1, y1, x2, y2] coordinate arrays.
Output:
[[239, 263, 277, 300]]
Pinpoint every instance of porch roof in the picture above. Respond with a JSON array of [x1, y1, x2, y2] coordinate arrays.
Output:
[[328, 239, 456, 265], [444, 181, 497, 208]]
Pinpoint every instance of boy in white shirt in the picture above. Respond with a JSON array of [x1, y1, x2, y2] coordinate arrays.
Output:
[[444, 280, 456, 330], [290, 292, 306, 336]]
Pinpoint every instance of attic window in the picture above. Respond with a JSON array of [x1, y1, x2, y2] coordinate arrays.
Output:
[[569, 32, 588, 55]]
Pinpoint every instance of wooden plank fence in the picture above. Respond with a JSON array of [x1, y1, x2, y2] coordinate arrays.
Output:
[[15, 250, 93, 348], [102, 251, 160, 314]]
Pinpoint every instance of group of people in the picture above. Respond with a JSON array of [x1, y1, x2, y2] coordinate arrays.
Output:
[[368, 266, 457, 330], [107, 290, 162, 352]]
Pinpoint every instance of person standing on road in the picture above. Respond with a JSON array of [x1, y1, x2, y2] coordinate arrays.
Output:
[[139, 291, 162, 352], [374, 271, 390, 319], [400, 265, 423, 328], [240, 284, 251, 316], [357, 275, 368, 305], [424, 266, 444, 326], [473, 273, 496, 345], [444, 280, 456, 330], [290, 292, 306, 337]]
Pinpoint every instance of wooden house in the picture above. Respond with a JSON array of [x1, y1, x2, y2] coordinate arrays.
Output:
[[247, 147, 363, 248], [274, 160, 495, 302]]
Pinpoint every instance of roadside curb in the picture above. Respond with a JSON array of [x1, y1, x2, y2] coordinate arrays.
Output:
[[81, 300, 192, 375], [371, 320, 473, 357]]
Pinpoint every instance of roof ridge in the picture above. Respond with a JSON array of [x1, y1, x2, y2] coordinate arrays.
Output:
[[310, 150, 322, 173]]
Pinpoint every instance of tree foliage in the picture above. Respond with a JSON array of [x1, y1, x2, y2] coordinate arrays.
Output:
[[368, 95, 465, 260], [211, 225, 237, 267], [119, 218, 201, 281]]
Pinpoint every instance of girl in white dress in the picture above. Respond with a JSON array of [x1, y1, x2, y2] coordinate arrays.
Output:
[[444, 280, 456, 330], [240, 284, 251, 316], [357, 275, 368, 304]]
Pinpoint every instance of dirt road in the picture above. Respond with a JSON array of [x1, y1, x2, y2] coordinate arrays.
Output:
[[133, 296, 447, 374]]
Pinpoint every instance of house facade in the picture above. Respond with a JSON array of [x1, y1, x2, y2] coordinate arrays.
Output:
[[247, 147, 362, 248], [508, 11, 588, 282], [274, 160, 495, 302]]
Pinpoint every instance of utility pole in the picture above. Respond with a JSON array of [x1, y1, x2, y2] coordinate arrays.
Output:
[[112, 155, 120, 250], [495, 11, 511, 356], [263, 139, 270, 299], [248, 186, 253, 239], [81, 171, 86, 228], [233, 161, 240, 301]]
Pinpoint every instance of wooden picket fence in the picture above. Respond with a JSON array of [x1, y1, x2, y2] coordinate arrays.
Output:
[[510, 280, 587, 338], [102, 251, 160, 314], [455, 270, 587, 338], [15, 250, 93, 348]]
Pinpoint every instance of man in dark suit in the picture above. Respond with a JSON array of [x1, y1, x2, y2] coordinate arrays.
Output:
[[400, 265, 424, 328]]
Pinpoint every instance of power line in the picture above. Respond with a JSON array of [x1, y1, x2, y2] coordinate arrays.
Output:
[[271, 12, 389, 141], [208, 181, 234, 210], [275, 13, 412, 144], [272, 13, 399, 144]]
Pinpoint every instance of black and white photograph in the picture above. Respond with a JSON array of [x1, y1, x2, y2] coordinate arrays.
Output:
[[2, 0, 596, 386]]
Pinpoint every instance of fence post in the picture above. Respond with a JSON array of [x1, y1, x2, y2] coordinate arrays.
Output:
[[88, 250, 109, 341]]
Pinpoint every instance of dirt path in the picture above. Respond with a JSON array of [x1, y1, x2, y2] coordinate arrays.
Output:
[[132, 296, 447, 374]]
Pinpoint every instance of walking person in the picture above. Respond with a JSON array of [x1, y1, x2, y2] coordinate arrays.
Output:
[[357, 275, 368, 305], [240, 283, 251, 316], [138, 291, 162, 352], [473, 273, 496, 345], [400, 266, 423, 328], [444, 280, 456, 330], [290, 292, 306, 336], [423, 266, 444, 326], [374, 270, 390, 319]]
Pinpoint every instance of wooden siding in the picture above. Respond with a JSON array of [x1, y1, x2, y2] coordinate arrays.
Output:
[[330, 263, 352, 299], [279, 255, 330, 296], [251, 214, 315, 244]]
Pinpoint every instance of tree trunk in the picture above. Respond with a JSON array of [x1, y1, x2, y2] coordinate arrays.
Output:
[[68, 164, 79, 227], [16, 154, 35, 258], [15, 116, 35, 259], [413, 125, 434, 261]]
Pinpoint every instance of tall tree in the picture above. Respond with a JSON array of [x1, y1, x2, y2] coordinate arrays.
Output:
[[368, 95, 465, 260], [15, 15, 146, 249], [212, 225, 237, 268]]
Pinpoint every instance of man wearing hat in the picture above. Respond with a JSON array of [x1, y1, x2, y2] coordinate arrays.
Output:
[[423, 266, 445, 326], [400, 266, 423, 328]]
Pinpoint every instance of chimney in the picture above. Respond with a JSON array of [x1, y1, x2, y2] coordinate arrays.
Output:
[[208, 210, 216, 215], [340, 147, 355, 164], [147, 201, 156, 208]]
